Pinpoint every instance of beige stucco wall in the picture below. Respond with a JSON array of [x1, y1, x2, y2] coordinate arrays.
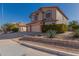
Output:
[[38, 12, 43, 21], [63, 17, 68, 25], [27, 26, 30, 32], [56, 9, 68, 24], [19, 27, 26, 32], [45, 21, 53, 25], [22, 27, 26, 32]]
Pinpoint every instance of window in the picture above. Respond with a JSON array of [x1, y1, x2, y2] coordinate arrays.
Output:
[[32, 15, 38, 21], [34, 15, 38, 20], [44, 10, 52, 20]]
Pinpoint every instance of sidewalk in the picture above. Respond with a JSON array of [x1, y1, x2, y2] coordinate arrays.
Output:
[[13, 38, 79, 56]]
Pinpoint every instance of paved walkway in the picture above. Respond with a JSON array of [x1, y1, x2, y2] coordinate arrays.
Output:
[[0, 39, 54, 56]]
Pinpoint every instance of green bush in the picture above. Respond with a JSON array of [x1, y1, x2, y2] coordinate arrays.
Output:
[[56, 24, 68, 33], [47, 30, 57, 38], [12, 28, 19, 32], [72, 25, 79, 31], [68, 21, 79, 31], [42, 24, 68, 33], [73, 29, 79, 38]]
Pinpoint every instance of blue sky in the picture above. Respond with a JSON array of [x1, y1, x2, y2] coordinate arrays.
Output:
[[0, 3, 79, 27]]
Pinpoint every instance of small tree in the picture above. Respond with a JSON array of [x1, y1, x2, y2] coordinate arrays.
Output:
[[1, 24, 9, 33], [1, 23, 19, 33], [47, 30, 57, 38], [42, 24, 68, 33], [73, 29, 79, 38], [69, 21, 79, 31]]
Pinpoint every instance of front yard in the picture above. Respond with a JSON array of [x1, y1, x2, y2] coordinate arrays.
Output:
[[19, 31, 79, 49]]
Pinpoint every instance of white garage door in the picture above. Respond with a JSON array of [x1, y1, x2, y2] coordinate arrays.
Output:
[[31, 25, 41, 32]]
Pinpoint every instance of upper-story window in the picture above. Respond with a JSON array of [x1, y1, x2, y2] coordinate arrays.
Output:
[[32, 14, 38, 21], [44, 10, 52, 20], [34, 15, 38, 20]]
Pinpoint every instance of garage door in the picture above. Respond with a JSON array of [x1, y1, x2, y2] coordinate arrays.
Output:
[[31, 25, 41, 32]]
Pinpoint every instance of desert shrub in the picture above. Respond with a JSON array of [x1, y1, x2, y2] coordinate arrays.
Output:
[[42, 24, 68, 33], [72, 25, 79, 31], [42, 24, 56, 32], [69, 24, 79, 31], [73, 29, 79, 38], [56, 24, 68, 33], [68, 21, 79, 31], [47, 30, 57, 38]]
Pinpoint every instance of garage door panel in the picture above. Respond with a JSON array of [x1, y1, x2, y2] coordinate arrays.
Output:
[[31, 25, 41, 32]]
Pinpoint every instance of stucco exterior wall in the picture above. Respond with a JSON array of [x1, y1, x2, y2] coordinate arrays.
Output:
[[27, 25, 31, 32], [19, 27, 26, 32], [38, 12, 43, 21], [56, 9, 68, 24], [45, 22, 53, 25], [63, 17, 68, 25]]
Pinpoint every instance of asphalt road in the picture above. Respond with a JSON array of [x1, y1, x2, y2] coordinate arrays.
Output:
[[0, 39, 55, 56], [0, 32, 43, 39], [0, 32, 78, 56], [0, 32, 57, 56]]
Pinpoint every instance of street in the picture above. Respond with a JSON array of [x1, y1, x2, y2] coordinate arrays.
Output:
[[0, 39, 54, 56], [0, 32, 56, 56], [0, 32, 78, 56]]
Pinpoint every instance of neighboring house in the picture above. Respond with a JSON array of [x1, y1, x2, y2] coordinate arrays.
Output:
[[16, 23, 27, 32], [26, 6, 68, 32]]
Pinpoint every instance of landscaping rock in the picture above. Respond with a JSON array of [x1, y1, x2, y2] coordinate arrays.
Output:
[[19, 36, 79, 49]]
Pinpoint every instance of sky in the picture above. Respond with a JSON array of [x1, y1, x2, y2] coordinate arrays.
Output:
[[0, 3, 79, 27]]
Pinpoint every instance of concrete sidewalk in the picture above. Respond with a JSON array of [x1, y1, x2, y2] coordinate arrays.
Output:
[[13, 38, 79, 56]]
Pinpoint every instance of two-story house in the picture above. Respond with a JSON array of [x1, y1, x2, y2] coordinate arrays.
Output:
[[26, 6, 68, 32]]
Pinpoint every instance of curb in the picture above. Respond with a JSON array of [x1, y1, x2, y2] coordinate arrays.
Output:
[[13, 39, 79, 56]]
